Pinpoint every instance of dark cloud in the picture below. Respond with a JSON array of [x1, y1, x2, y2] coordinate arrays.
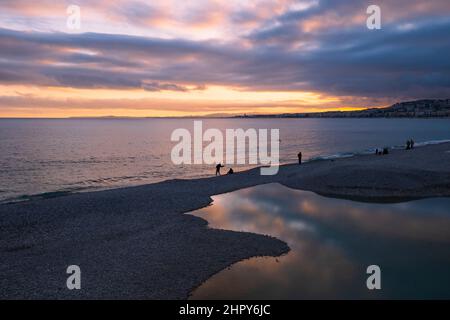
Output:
[[142, 82, 189, 92]]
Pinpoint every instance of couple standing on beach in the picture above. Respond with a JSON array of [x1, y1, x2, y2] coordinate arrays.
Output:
[[215, 152, 303, 176], [215, 163, 233, 176], [406, 139, 415, 150]]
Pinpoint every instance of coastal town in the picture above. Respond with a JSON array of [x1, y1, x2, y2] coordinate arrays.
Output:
[[237, 99, 450, 118]]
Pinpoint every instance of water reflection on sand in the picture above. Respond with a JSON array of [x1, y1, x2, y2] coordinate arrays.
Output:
[[189, 183, 450, 299]]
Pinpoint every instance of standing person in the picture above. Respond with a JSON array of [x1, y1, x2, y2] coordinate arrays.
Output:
[[410, 138, 415, 149], [298, 152, 302, 165], [406, 140, 411, 150], [215, 163, 224, 176]]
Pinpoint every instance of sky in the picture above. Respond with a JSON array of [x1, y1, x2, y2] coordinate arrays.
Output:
[[0, 0, 449, 117]]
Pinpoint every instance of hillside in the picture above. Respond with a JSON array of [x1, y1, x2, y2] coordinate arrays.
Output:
[[236, 99, 450, 118]]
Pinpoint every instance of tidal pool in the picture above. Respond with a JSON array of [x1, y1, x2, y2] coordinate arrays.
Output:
[[189, 183, 450, 299]]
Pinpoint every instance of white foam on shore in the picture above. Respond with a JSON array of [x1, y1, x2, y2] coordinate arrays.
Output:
[[308, 139, 450, 163], [414, 139, 450, 147]]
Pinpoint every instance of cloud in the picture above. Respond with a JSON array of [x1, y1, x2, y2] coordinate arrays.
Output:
[[141, 82, 189, 92], [0, 0, 450, 110]]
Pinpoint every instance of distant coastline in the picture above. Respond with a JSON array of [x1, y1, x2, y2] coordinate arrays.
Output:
[[68, 99, 450, 119], [235, 99, 450, 119], [1, 99, 450, 120]]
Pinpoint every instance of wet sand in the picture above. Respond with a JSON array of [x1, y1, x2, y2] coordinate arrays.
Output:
[[1, 142, 450, 299]]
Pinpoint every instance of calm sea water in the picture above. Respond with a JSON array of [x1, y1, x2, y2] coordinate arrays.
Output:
[[1, 118, 450, 202], [190, 183, 450, 299]]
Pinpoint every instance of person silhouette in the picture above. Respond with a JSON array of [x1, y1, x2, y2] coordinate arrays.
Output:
[[406, 140, 411, 150], [410, 138, 415, 149], [215, 163, 224, 176], [227, 168, 234, 175], [297, 152, 302, 165]]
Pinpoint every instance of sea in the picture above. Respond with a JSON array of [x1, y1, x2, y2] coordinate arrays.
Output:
[[1, 118, 450, 203], [190, 183, 450, 299]]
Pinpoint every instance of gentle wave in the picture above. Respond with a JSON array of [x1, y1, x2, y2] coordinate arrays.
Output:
[[2, 139, 450, 205], [308, 139, 450, 162]]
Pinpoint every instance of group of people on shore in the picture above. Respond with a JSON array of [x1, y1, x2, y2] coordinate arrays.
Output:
[[374, 138, 415, 155], [375, 148, 389, 155], [214, 139, 416, 175]]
